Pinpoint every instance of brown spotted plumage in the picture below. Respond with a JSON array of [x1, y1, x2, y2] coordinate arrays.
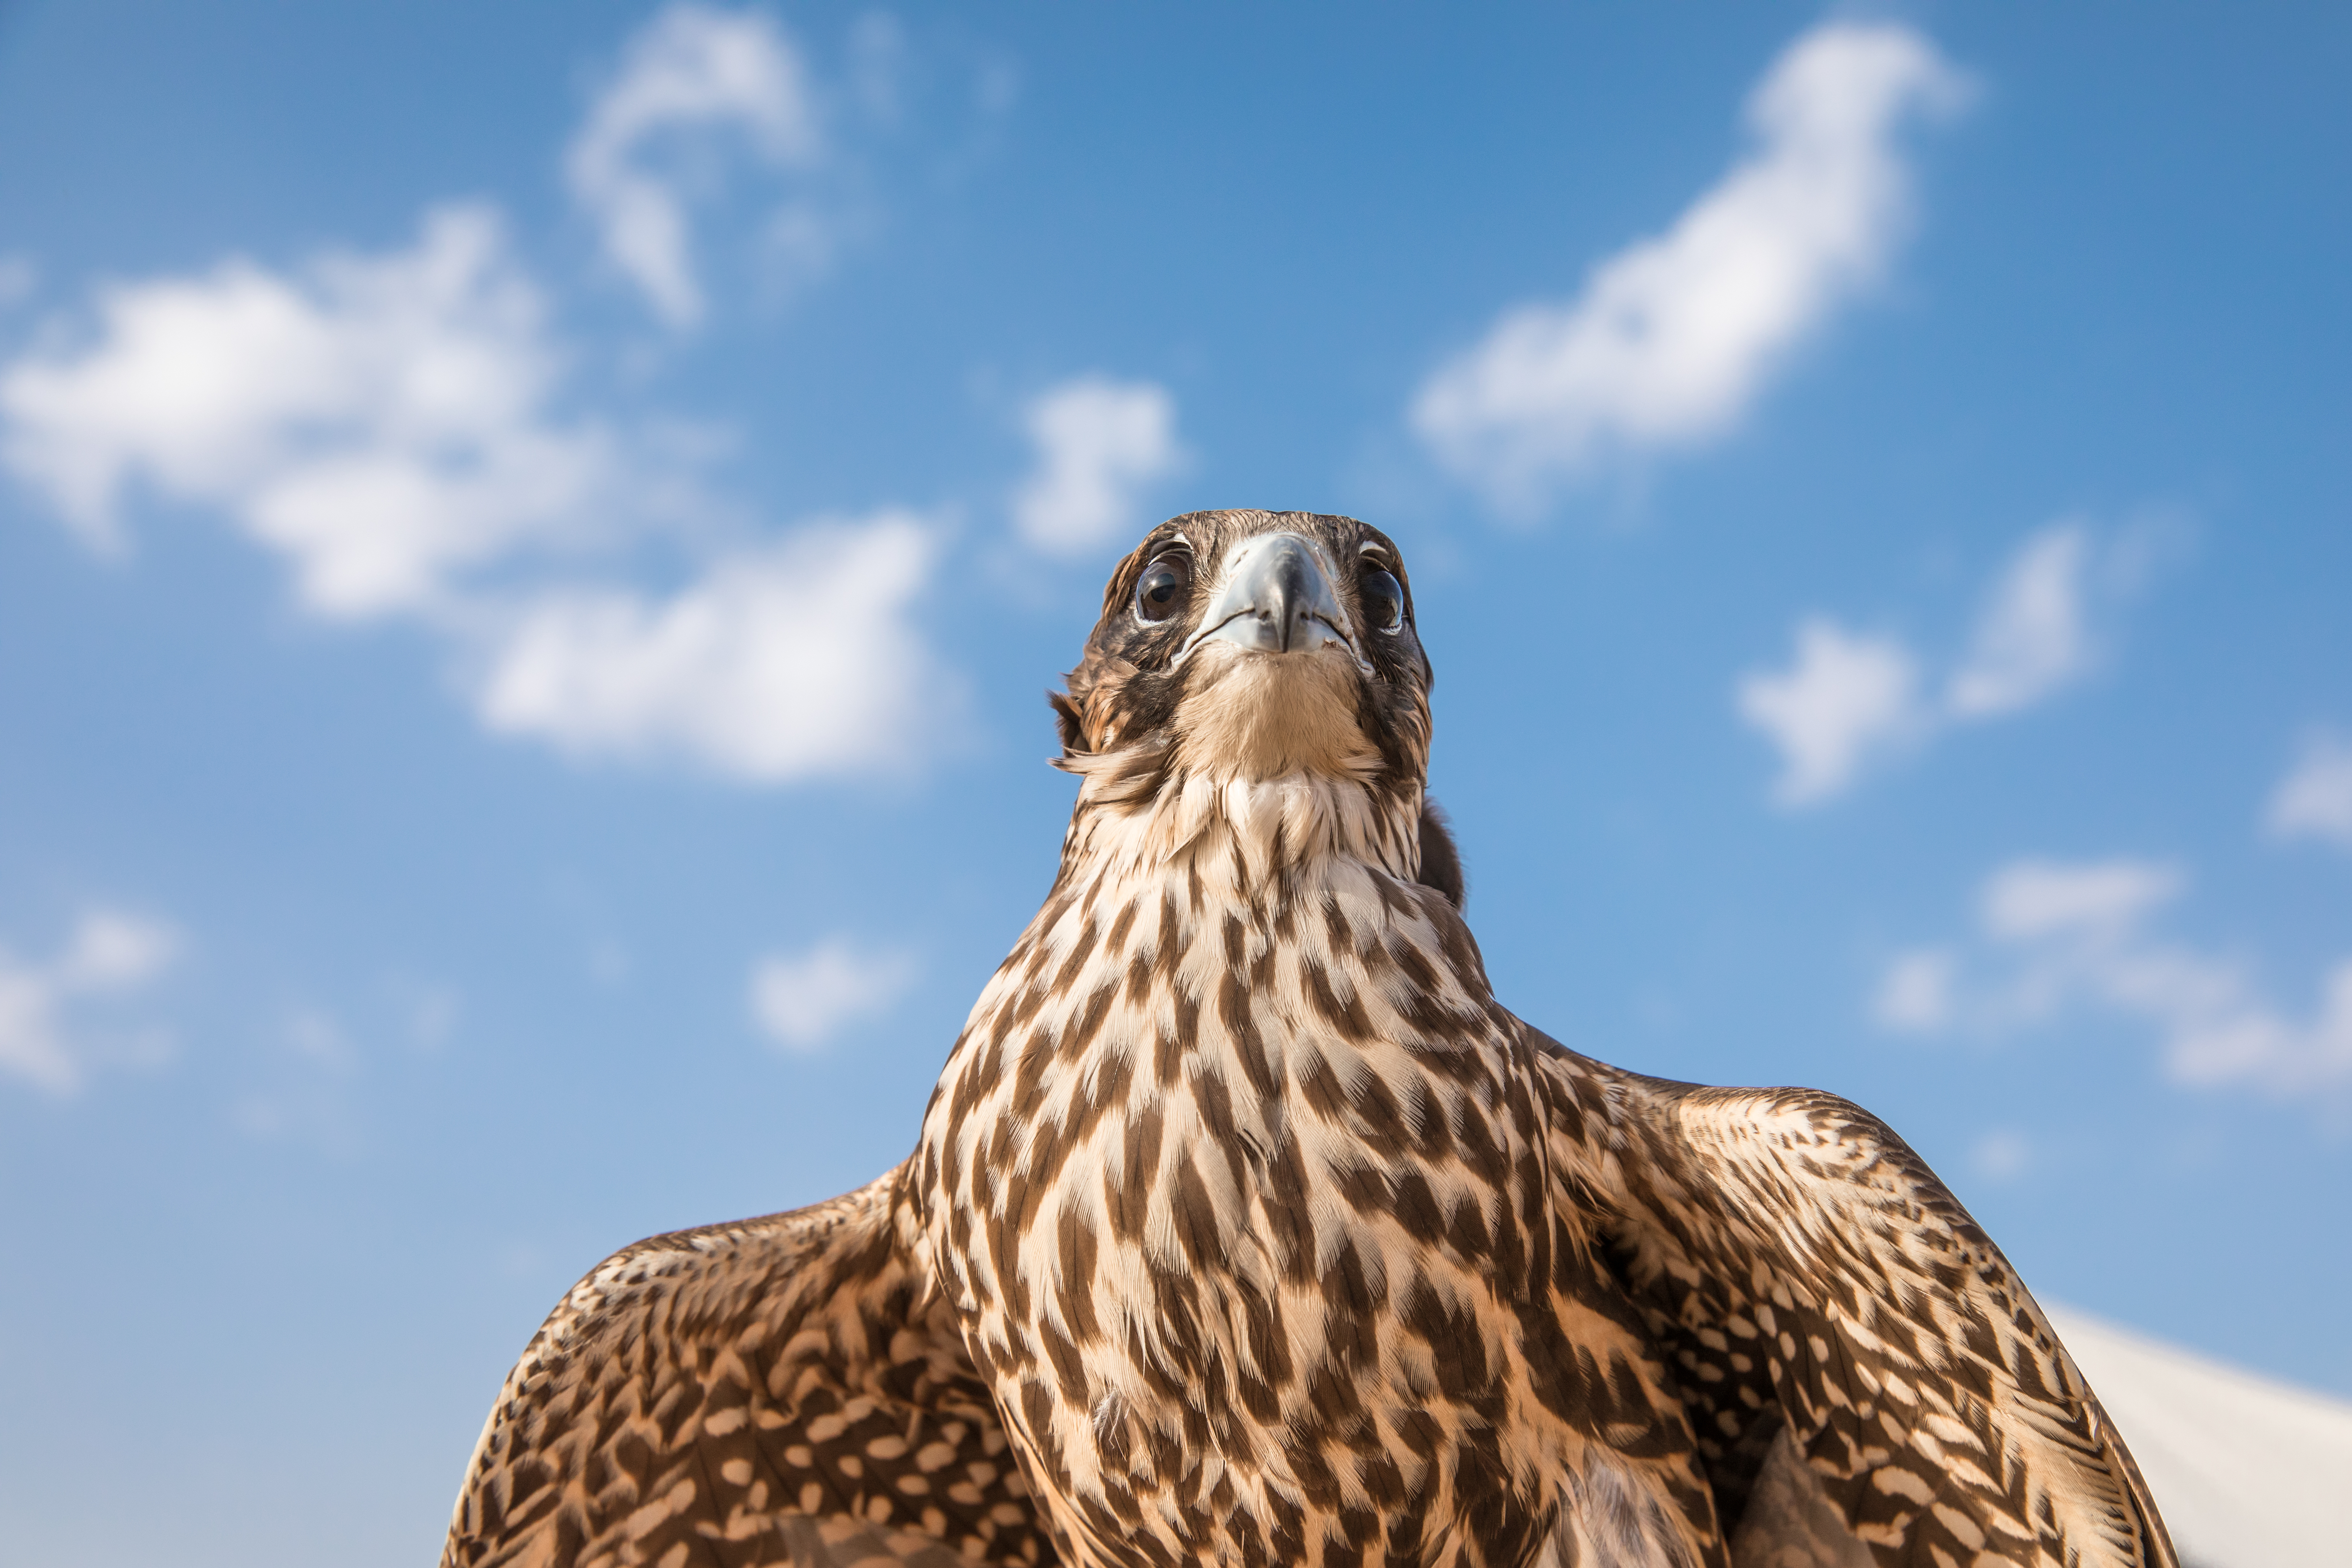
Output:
[[442, 510, 2178, 1568]]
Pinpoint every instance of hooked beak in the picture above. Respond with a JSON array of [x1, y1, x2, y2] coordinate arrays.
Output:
[[1179, 532, 1358, 663]]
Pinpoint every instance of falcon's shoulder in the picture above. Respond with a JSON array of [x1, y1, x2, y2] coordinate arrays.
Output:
[[441, 1167, 1055, 1568], [1524, 1032, 2178, 1568]]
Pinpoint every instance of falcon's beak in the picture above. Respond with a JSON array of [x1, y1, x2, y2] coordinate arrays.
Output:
[[1179, 532, 1357, 663]]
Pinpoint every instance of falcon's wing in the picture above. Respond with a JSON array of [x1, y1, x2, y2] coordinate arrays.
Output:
[[441, 1169, 1057, 1568], [1527, 1038, 2178, 1568]]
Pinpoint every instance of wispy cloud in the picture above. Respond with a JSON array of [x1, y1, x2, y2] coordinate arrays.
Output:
[[1980, 857, 2180, 941], [1736, 617, 1921, 805], [1739, 520, 2138, 805], [0, 254, 36, 309], [394, 979, 462, 1051], [1871, 946, 1956, 1032], [1011, 375, 1187, 558], [2268, 733, 2352, 853], [568, 4, 829, 327], [1945, 526, 2096, 717], [1878, 857, 2352, 1102], [0, 207, 610, 607], [232, 1005, 364, 1152], [1, 208, 957, 784], [472, 513, 951, 780], [747, 937, 913, 1051], [0, 909, 178, 1094], [1972, 1127, 2033, 1183], [1412, 22, 1965, 513]]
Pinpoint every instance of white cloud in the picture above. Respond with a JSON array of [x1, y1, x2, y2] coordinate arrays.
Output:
[[1739, 522, 2130, 806], [1946, 523, 2094, 717], [2268, 733, 2352, 852], [0, 909, 178, 1095], [471, 513, 949, 781], [398, 981, 462, 1051], [1878, 856, 2352, 1100], [568, 3, 825, 327], [1735, 617, 1922, 805], [1873, 947, 1955, 1031], [1412, 22, 1964, 512], [2, 208, 957, 786], [1971, 1128, 2032, 1182], [748, 937, 912, 1051], [284, 1006, 361, 1073], [1979, 857, 2181, 942], [1011, 376, 1186, 557], [0, 206, 611, 614]]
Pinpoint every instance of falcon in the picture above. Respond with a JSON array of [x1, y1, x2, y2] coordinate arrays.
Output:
[[441, 510, 2178, 1568]]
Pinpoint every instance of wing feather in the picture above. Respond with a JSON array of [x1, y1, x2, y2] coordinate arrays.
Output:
[[1528, 1038, 2178, 1568], [441, 1168, 1057, 1568]]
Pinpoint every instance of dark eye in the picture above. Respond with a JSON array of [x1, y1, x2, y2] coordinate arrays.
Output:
[[1360, 567, 1406, 633], [1134, 554, 1191, 623]]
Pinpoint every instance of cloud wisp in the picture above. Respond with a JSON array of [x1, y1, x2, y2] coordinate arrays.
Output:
[[568, 3, 827, 327], [1735, 617, 1922, 807], [748, 938, 913, 1052], [1738, 520, 2126, 806], [0, 254, 37, 309], [1011, 375, 1187, 559], [1412, 21, 1965, 514], [1971, 1127, 2033, 1183], [472, 514, 950, 781], [1876, 857, 2352, 1103], [0, 909, 178, 1095], [1945, 526, 2098, 719], [231, 1006, 366, 1152], [0, 206, 955, 785], [1, 207, 610, 612], [2268, 733, 2352, 853]]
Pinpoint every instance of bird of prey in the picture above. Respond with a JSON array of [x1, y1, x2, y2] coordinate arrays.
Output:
[[442, 510, 2177, 1568]]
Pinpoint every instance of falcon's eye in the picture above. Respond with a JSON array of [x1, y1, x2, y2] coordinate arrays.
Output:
[[1134, 554, 1191, 623], [1360, 567, 1406, 633]]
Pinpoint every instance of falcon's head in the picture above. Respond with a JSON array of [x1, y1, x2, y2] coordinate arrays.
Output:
[[1051, 509, 1462, 904]]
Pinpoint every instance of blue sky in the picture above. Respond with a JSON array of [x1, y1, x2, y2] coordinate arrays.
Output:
[[2, 4, 2348, 1563]]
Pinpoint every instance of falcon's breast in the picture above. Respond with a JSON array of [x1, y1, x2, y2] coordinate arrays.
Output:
[[915, 513, 1724, 1568]]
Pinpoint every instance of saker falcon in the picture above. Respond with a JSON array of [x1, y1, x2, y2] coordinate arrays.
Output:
[[441, 510, 2178, 1568]]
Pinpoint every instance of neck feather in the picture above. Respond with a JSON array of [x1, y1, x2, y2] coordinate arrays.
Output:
[[1052, 742, 1424, 904]]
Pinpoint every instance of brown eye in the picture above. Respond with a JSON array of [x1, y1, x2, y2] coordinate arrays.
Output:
[[1360, 567, 1405, 633], [1134, 554, 1191, 623]]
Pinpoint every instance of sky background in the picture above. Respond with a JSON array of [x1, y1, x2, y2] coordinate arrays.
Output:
[[2, 4, 2348, 1564]]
